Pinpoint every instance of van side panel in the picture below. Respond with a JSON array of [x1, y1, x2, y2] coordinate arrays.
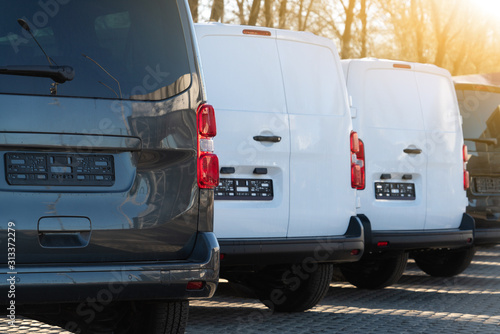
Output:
[[197, 33, 291, 238], [276, 38, 355, 237], [416, 72, 466, 229]]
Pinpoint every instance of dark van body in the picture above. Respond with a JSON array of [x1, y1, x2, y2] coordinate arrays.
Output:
[[0, 1, 219, 333], [455, 81, 500, 246]]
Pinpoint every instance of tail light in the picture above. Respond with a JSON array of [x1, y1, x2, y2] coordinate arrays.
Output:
[[463, 144, 469, 190], [350, 131, 365, 190], [197, 104, 219, 189], [356, 140, 366, 190]]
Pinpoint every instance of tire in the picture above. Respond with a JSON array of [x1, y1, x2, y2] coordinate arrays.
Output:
[[241, 263, 334, 312], [138, 301, 189, 334], [339, 252, 408, 289], [412, 247, 476, 277], [28, 301, 188, 334]]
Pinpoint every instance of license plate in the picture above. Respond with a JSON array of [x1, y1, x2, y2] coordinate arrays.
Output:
[[375, 182, 416, 200], [215, 178, 273, 200], [5, 153, 115, 186], [474, 177, 500, 193]]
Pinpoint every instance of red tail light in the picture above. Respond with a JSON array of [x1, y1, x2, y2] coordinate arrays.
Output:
[[463, 144, 469, 190], [350, 132, 365, 190], [198, 104, 217, 137], [356, 140, 366, 190], [350, 131, 360, 154], [197, 104, 219, 189], [198, 154, 219, 188]]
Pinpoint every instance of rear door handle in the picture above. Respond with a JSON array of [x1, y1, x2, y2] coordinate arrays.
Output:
[[253, 135, 281, 143], [404, 148, 422, 154]]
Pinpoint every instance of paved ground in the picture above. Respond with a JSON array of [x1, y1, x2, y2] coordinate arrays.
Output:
[[2, 245, 500, 333]]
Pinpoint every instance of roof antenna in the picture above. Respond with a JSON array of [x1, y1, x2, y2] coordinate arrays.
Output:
[[17, 18, 57, 66]]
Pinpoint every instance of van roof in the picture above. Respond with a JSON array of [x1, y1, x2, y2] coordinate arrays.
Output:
[[341, 58, 451, 78], [194, 22, 337, 51]]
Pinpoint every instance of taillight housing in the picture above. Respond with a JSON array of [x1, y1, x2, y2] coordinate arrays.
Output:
[[350, 131, 365, 190], [197, 104, 219, 189], [463, 144, 469, 190]]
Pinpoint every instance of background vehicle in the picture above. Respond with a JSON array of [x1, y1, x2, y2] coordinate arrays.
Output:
[[455, 75, 500, 246], [195, 23, 365, 312], [339, 59, 474, 289], [0, 1, 219, 333]]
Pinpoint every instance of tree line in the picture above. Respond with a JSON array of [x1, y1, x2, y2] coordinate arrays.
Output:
[[189, 0, 500, 76]]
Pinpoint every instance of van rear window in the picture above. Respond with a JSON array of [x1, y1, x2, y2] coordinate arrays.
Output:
[[457, 87, 500, 152], [0, 0, 191, 100]]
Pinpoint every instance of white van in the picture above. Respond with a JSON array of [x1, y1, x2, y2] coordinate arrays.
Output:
[[195, 23, 365, 312], [339, 58, 475, 289]]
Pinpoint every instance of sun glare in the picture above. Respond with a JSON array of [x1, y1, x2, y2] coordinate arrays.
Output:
[[474, 0, 500, 18]]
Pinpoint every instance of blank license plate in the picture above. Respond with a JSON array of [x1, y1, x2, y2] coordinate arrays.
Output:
[[475, 177, 500, 193]]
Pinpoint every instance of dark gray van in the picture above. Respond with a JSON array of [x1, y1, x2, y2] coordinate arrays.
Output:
[[455, 77, 500, 246], [0, 1, 219, 333]]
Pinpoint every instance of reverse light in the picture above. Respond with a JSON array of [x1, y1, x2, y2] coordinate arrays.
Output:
[[197, 104, 219, 189]]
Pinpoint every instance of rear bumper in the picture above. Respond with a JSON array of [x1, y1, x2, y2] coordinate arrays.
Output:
[[0, 232, 220, 305], [362, 213, 475, 252], [218, 216, 364, 266], [474, 218, 500, 245]]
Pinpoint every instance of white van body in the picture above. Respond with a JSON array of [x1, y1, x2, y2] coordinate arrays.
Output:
[[195, 23, 365, 311], [339, 59, 475, 287]]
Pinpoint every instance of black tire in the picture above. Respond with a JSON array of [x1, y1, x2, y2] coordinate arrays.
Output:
[[412, 247, 476, 277], [242, 263, 334, 312], [138, 301, 189, 334], [339, 252, 408, 289], [28, 301, 188, 334]]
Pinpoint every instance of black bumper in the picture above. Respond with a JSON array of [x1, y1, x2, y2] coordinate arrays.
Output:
[[474, 218, 500, 245], [218, 216, 364, 266], [361, 213, 475, 252], [0, 232, 220, 305]]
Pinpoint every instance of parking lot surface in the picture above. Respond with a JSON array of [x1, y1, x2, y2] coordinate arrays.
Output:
[[2, 246, 500, 333]]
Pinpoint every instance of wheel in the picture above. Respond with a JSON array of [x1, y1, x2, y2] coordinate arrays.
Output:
[[32, 301, 189, 334], [339, 252, 408, 289], [239, 263, 334, 312], [137, 301, 189, 334], [412, 247, 476, 277]]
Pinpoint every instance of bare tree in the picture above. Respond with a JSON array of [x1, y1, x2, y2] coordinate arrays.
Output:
[[360, 0, 367, 57], [278, 0, 288, 28], [264, 0, 274, 27], [210, 0, 224, 22], [248, 0, 262, 25], [340, 0, 357, 58], [189, 0, 199, 22]]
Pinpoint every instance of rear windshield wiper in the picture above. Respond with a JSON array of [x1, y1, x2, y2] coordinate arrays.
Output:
[[0, 65, 75, 83]]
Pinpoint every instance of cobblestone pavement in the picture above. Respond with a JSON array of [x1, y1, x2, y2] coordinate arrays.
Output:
[[2, 246, 500, 333]]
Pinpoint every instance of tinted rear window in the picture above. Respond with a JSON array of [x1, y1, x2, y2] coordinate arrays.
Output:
[[456, 86, 500, 152], [0, 0, 191, 100]]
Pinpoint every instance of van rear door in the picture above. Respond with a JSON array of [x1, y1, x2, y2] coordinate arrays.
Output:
[[0, 0, 203, 264], [415, 67, 466, 229], [347, 61, 428, 230], [195, 25, 291, 238], [276, 31, 355, 237]]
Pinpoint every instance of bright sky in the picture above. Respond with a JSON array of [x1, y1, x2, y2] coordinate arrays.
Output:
[[475, 0, 500, 18]]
